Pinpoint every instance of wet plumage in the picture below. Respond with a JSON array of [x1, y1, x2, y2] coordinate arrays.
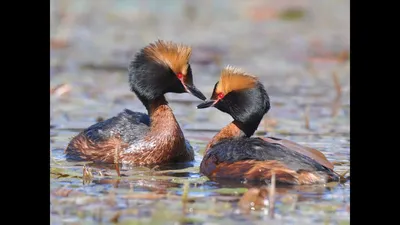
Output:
[[198, 66, 339, 185], [65, 40, 206, 166]]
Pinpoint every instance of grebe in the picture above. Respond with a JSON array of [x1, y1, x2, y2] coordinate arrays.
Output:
[[197, 66, 339, 185], [65, 40, 206, 166]]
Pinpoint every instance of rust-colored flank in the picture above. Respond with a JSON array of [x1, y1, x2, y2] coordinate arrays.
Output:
[[201, 159, 329, 185], [67, 135, 129, 163]]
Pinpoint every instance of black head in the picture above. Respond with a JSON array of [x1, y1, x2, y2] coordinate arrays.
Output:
[[197, 66, 270, 136], [128, 40, 206, 105]]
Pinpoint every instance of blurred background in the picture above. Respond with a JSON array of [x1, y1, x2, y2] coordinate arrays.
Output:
[[50, 0, 349, 224], [50, 0, 349, 135]]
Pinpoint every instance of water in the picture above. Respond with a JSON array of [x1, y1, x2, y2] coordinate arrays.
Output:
[[50, 0, 349, 224]]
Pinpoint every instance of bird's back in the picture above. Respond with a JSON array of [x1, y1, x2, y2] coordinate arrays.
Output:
[[83, 109, 151, 144], [65, 109, 151, 162], [203, 137, 332, 173]]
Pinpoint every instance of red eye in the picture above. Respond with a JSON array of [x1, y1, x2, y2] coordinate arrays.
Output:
[[177, 73, 183, 79], [217, 92, 224, 99]]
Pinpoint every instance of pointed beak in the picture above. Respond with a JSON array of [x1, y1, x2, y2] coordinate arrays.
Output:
[[184, 85, 207, 101], [197, 100, 217, 109]]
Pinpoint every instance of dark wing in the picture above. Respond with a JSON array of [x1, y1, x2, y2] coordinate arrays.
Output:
[[83, 109, 150, 144], [262, 137, 334, 170], [205, 137, 331, 173]]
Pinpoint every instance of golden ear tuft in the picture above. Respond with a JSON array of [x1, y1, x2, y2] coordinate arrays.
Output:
[[216, 65, 258, 95], [143, 40, 192, 74]]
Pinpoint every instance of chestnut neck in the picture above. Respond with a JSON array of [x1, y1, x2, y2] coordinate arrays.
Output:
[[146, 95, 184, 137], [148, 95, 169, 117], [204, 120, 247, 153]]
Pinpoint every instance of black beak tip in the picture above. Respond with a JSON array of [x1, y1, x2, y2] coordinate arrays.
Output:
[[197, 93, 207, 101], [185, 85, 206, 101], [197, 100, 215, 109]]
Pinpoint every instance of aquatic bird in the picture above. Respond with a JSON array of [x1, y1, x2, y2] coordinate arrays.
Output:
[[65, 40, 206, 166], [197, 66, 339, 185]]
